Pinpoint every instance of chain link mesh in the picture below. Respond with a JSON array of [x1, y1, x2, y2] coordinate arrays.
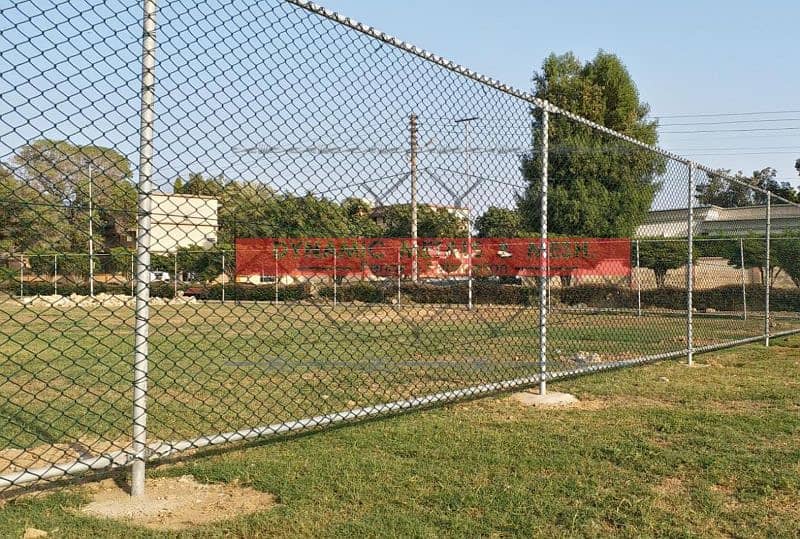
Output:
[[0, 0, 799, 491]]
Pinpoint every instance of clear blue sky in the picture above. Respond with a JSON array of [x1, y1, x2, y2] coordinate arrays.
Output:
[[321, 0, 800, 188]]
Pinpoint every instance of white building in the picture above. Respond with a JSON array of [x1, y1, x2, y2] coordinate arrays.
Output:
[[637, 204, 800, 238]]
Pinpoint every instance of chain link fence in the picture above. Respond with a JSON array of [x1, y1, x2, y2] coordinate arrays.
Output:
[[1, 0, 799, 493]]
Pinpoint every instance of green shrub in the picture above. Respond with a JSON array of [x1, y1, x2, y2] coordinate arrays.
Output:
[[319, 283, 386, 303], [190, 283, 311, 302]]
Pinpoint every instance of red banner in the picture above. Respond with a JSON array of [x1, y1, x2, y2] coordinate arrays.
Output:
[[235, 237, 630, 279]]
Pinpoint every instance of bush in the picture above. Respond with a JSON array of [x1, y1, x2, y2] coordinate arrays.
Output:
[[0, 280, 177, 298], [188, 283, 311, 302], [319, 282, 386, 303], [400, 281, 539, 306], [560, 283, 800, 313]]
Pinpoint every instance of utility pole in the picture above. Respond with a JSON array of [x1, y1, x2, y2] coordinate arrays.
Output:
[[88, 163, 95, 297], [410, 113, 419, 282]]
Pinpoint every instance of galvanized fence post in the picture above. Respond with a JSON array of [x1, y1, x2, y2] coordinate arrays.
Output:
[[635, 239, 641, 317], [332, 246, 337, 308], [740, 238, 747, 320], [221, 251, 226, 303], [409, 113, 419, 283], [538, 108, 549, 395], [397, 248, 402, 306], [131, 0, 157, 497], [686, 162, 694, 366], [765, 192, 771, 347], [274, 247, 279, 304]]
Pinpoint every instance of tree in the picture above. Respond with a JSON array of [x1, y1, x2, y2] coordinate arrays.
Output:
[[379, 204, 467, 238], [517, 51, 664, 243], [696, 167, 799, 206], [175, 173, 365, 242], [753, 167, 799, 203], [108, 247, 135, 279], [475, 207, 524, 238], [341, 197, 382, 237], [637, 239, 693, 288], [176, 243, 234, 283], [722, 235, 779, 286], [11, 140, 135, 251], [0, 162, 71, 253], [772, 233, 800, 287], [696, 169, 759, 207], [174, 173, 224, 197]]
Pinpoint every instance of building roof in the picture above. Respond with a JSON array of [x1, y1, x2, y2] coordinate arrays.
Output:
[[638, 204, 800, 238]]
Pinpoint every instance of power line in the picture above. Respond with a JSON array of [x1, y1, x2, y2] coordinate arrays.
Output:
[[651, 109, 800, 119], [660, 127, 800, 134], [659, 118, 800, 127]]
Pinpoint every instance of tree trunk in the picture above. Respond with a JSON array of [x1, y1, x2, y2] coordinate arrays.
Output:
[[654, 268, 667, 288]]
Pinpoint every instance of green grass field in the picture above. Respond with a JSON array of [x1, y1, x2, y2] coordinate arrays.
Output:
[[0, 299, 797, 466], [0, 335, 797, 537]]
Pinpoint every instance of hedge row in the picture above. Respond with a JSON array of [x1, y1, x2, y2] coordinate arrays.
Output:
[[559, 284, 800, 312], [187, 283, 311, 302], [5, 280, 799, 312], [3, 281, 177, 298]]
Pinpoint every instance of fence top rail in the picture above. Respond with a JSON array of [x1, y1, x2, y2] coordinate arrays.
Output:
[[287, 0, 800, 209]]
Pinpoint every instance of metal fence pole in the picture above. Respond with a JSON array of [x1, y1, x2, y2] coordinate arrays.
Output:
[[538, 108, 549, 395], [467, 208, 473, 311], [221, 252, 226, 303], [410, 113, 419, 283], [131, 0, 157, 498], [130, 253, 135, 297], [19, 254, 23, 297], [173, 251, 177, 298], [686, 162, 694, 366], [53, 254, 58, 295], [765, 193, 771, 347], [274, 247, 279, 305], [740, 238, 747, 320], [88, 165, 95, 298], [332, 246, 337, 308], [397, 248, 401, 305], [635, 240, 641, 317]]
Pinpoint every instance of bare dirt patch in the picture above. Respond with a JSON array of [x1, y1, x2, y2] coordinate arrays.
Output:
[[79, 475, 277, 531], [0, 435, 130, 474]]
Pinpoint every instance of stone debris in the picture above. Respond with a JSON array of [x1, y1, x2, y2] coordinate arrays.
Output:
[[17, 293, 196, 309], [22, 529, 48, 539], [572, 351, 603, 365]]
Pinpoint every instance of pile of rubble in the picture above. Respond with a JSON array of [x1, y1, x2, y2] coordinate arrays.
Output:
[[17, 293, 197, 308]]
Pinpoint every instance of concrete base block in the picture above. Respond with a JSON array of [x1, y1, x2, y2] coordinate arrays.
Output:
[[509, 390, 578, 408]]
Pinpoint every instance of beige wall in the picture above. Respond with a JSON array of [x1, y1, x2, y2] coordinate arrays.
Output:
[[149, 193, 218, 253]]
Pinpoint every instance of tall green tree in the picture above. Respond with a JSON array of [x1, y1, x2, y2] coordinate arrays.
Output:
[[517, 51, 664, 240], [475, 207, 525, 238], [696, 167, 799, 206]]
